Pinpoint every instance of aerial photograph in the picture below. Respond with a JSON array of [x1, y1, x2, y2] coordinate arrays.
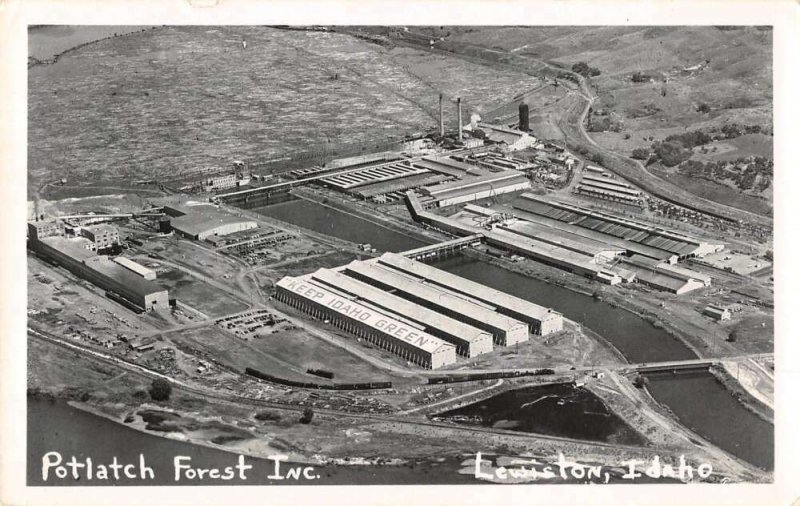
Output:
[[25, 25, 774, 486]]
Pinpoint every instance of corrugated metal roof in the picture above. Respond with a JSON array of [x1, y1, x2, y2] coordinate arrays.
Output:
[[276, 276, 454, 354], [344, 262, 526, 334], [378, 252, 561, 323], [310, 269, 492, 345]]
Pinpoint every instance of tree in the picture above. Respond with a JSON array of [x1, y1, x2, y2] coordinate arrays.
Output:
[[589, 153, 605, 165], [149, 378, 172, 401], [631, 148, 650, 160], [764, 249, 773, 262], [697, 103, 711, 114], [727, 331, 738, 343], [653, 141, 692, 167], [633, 375, 649, 389], [300, 407, 314, 424], [571, 61, 601, 78]]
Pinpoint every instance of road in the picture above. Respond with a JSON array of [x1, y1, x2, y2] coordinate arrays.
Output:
[[385, 32, 771, 228], [398, 379, 504, 415], [28, 326, 660, 454]]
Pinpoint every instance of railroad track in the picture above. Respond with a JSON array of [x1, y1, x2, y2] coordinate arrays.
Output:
[[28, 327, 660, 453]]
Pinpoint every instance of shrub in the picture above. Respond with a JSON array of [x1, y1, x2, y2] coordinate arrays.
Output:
[[572, 61, 601, 78], [255, 410, 282, 422], [149, 378, 172, 401], [653, 141, 692, 167], [633, 375, 649, 389], [300, 407, 314, 424], [697, 103, 711, 114], [631, 148, 650, 160]]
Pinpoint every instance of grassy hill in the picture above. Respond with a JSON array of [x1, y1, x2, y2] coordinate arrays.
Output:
[[439, 26, 773, 215]]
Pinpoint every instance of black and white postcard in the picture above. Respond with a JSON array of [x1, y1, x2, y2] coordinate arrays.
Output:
[[2, 1, 798, 505]]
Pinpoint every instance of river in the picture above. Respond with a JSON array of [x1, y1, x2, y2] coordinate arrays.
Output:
[[249, 198, 773, 470], [255, 198, 430, 252], [29, 199, 772, 480], [27, 399, 474, 486]]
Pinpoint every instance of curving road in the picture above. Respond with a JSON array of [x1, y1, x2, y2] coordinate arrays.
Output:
[[384, 32, 772, 228]]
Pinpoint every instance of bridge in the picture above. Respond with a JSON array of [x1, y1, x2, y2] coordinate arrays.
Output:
[[627, 353, 772, 374], [399, 234, 484, 261], [57, 212, 165, 221]]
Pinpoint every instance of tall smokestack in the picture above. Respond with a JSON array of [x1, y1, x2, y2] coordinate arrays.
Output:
[[519, 103, 530, 131], [439, 93, 444, 137], [457, 97, 463, 142]]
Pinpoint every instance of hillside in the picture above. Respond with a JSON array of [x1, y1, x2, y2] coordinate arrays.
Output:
[[441, 26, 773, 215]]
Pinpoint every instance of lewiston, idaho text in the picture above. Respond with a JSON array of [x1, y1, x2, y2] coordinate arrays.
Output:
[[41, 452, 319, 482]]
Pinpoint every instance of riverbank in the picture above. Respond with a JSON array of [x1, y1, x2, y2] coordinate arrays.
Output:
[[67, 399, 320, 465], [29, 26, 160, 66], [711, 364, 774, 424]]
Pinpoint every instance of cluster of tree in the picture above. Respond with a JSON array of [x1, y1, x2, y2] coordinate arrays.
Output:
[[149, 379, 172, 402], [557, 71, 579, 83], [651, 141, 693, 167], [589, 153, 606, 165], [630, 71, 659, 83], [254, 410, 282, 422], [631, 147, 651, 160], [696, 103, 711, 114], [628, 102, 661, 119], [678, 156, 773, 192], [664, 129, 712, 149], [300, 407, 314, 424], [571, 61, 601, 78], [587, 115, 624, 133], [719, 123, 767, 139], [645, 129, 716, 167]]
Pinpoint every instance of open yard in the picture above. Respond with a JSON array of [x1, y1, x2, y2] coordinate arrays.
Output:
[[29, 26, 541, 196], [155, 269, 248, 318], [169, 324, 393, 384]]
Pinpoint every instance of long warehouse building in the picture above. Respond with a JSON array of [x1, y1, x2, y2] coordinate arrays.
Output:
[[344, 261, 528, 346], [310, 268, 493, 357], [377, 252, 563, 335], [275, 276, 457, 369]]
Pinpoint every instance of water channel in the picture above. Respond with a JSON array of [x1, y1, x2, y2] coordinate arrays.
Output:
[[250, 198, 774, 470], [28, 198, 773, 480]]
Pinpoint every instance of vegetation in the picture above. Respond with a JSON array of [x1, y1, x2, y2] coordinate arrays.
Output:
[[589, 153, 606, 165], [255, 410, 282, 422], [664, 130, 712, 149], [678, 156, 772, 192], [631, 147, 651, 160], [728, 331, 738, 343], [148, 378, 172, 401], [720, 123, 768, 138], [652, 141, 693, 167], [633, 375, 649, 389], [300, 407, 314, 424], [631, 71, 655, 83], [571, 61, 601, 78], [696, 103, 711, 114]]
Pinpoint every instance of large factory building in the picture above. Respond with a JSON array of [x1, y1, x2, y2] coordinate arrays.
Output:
[[376, 252, 563, 335], [309, 268, 494, 357], [274, 276, 457, 369], [31, 236, 169, 312], [344, 261, 529, 346], [418, 170, 531, 208], [163, 203, 258, 240]]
